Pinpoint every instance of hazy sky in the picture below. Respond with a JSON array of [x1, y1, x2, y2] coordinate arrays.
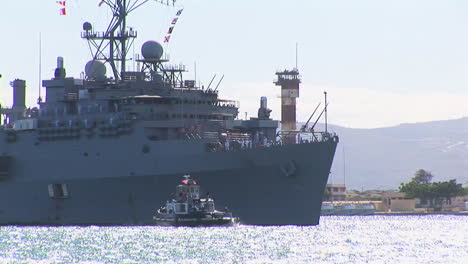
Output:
[[1, 0, 468, 128]]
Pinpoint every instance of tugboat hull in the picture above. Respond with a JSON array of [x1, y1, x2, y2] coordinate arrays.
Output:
[[154, 214, 239, 227]]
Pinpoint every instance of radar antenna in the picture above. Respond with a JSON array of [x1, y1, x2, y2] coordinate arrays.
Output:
[[81, 0, 177, 80]]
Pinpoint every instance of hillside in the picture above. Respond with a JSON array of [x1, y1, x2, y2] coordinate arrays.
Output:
[[312, 118, 468, 189]]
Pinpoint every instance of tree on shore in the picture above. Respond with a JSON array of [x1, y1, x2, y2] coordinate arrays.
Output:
[[413, 169, 433, 184], [323, 188, 330, 201], [399, 169, 466, 209]]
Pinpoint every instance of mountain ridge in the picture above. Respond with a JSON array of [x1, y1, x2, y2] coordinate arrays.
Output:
[[308, 117, 468, 189]]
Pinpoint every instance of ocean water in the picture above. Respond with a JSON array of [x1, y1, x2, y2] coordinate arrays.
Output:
[[0, 215, 466, 264]]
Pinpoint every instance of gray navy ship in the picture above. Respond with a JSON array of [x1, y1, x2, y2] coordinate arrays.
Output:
[[0, 0, 338, 226]]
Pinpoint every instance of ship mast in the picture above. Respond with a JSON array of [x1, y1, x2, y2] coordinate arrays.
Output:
[[81, 0, 176, 80]]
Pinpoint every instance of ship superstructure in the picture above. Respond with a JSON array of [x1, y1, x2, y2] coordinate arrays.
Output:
[[0, 0, 338, 225]]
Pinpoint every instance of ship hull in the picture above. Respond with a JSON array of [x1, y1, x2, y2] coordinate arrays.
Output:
[[0, 139, 337, 226]]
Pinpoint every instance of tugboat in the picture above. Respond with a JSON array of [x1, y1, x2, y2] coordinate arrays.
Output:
[[153, 175, 239, 227]]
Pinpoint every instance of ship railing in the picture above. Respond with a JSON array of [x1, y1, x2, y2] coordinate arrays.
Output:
[[217, 99, 240, 108], [203, 88, 219, 95], [202, 132, 220, 143], [203, 131, 272, 152], [184, 132, 202, 140], [277, 130, 338, 144], [203, 130, 338, 152], [225, 132, 250, 141], [202, 132, 251, 142], [207, 138, 279, 152], [81, 30, 137, 39]]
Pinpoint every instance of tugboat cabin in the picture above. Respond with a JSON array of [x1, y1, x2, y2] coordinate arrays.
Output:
[[165, 175, 215, 215]]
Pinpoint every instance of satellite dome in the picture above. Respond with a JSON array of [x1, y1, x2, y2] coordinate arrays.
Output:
[[85, 60, 106, 79], [141, 41, 164, 60]]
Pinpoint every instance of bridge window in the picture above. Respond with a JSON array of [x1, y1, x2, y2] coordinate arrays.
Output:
[[48, 184, 69, 199], [175, 203, 187, 213]]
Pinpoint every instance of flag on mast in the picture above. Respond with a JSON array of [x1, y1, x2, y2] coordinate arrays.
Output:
[[56, 1, 67, 15], [163, 9, 184, 43], [98, 0, 105, 7]]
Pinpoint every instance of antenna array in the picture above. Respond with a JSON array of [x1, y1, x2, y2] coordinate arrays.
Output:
[[81, 0, 178, 80]]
